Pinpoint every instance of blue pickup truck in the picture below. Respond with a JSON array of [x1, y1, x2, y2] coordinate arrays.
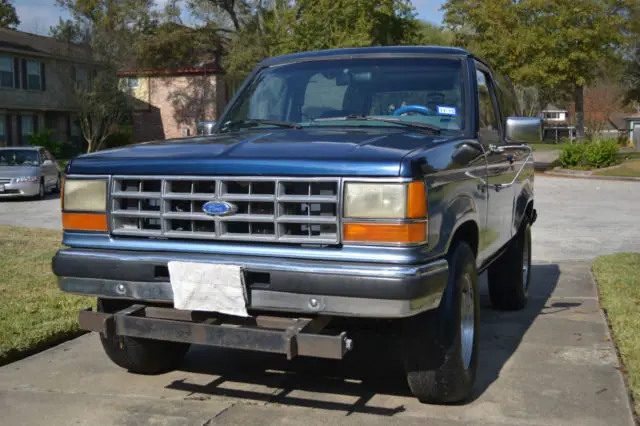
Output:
[[53, 46, 540, 404]]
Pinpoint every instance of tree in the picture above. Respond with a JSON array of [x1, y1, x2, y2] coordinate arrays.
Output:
[[443, 0, 632, 138], [49, 18, 89, 44], [184, 0, 421, 80], [75, 71, 130, 153], [0, 0, 19, 29], [53, 0, 152, 152], [414, 20, 454, 46]]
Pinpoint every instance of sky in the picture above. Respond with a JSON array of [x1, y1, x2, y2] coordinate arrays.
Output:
[[13, 0, 446, 35]]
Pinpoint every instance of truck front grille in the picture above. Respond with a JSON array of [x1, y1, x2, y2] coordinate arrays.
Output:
[[109, 176, 341, 244]]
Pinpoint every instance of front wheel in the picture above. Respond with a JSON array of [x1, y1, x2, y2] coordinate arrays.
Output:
[[402, 241, 480, 403], [97, 298, 191, 375]]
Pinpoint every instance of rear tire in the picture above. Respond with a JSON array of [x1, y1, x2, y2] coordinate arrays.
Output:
[[402, 241, 480, 403], [97, 298, 191, 375], [488, 222, 532, 311]]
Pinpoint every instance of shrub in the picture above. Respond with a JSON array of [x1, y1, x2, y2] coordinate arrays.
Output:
[[558, 139, 619, 169], [558, 143, 585, 168], [584, 140, 619, 168], [27, 129, 76, 159]]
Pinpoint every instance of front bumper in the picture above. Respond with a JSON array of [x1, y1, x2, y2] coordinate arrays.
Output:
[[53, 249, 448, 319], [0, 181, 39, 197]]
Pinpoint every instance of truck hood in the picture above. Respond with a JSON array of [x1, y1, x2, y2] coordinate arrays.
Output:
[[69, 128, 451, 177]]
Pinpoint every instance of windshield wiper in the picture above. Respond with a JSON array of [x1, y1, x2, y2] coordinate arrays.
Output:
[[311, 114, 441, 134], [221, 118, 302, 131]]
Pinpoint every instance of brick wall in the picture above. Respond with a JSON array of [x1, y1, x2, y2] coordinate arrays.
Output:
[[131, 73, 224, 142]]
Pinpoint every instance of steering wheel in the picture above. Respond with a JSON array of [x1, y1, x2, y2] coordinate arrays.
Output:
[[393, 105, 431, 116]]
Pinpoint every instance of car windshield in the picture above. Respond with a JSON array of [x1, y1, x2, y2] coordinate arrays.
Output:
[[219, 56, 466, 133], [0, 149, 39, 166]]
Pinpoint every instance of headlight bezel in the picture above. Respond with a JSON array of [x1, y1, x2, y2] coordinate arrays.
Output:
[[342, 179, 428, 246], [342, 179, 427, 220], [61, 176, 109, 213]]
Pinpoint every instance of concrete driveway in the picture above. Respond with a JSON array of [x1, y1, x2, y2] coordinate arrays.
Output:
[[0, 193, 61, 229], [0, 175, 638, 425]]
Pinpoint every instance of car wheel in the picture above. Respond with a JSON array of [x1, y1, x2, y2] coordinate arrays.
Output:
[[53, 175, 61, 193], [97, 298, 191, 375], [488, 222, 532, 311], [402, 240, 480, 403], [37, 181, 45, 200]]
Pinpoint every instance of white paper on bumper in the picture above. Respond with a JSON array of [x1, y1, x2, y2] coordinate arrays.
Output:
[[168, 261, 249, 317]]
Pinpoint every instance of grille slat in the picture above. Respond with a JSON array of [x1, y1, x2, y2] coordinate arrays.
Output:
[[110, 176, 340, 244]]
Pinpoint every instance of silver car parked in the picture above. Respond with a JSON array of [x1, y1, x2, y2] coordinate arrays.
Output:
[[0, 146, 61, 200]]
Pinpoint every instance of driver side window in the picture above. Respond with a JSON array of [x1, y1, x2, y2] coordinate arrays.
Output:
[[476, 69, 501, 144]]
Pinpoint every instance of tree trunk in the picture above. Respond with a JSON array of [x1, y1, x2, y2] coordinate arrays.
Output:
[[574, 85, 585, 140]]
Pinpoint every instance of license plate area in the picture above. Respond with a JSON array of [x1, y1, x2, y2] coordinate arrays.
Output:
[[168, 261, 249, 317]]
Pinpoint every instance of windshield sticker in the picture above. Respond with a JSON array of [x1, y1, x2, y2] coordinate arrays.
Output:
[[436, 106, 457, 116]]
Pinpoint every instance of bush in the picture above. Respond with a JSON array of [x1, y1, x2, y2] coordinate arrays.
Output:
[[27, 129, 78, 159], [558, 139, 619, 169]]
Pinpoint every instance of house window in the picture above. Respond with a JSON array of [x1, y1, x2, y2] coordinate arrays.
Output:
[[0, 56, 13, 88], [75, 66, 87, 88], [26, 60, 42, 90], [20, 115, 35, 145], [127, 77, 139, 88]]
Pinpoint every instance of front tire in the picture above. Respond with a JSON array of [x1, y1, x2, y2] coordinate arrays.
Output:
[[97, 298, 191, 375], [488, 222, 532, 311], [402, 241, 480, 403]]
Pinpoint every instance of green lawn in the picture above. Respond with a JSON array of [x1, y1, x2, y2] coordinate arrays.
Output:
[[594, 159, 640, 178], [530, 143, 563, 151], [0, 226, 93, 366], [592, 253, 640, 416]]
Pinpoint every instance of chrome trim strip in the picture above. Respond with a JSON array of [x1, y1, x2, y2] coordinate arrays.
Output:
[[59, 248, 448, 277], [62, 232, 438, 264]]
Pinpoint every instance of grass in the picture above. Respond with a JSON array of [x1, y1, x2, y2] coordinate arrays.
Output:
[[592, 253, 640, 416], [594, 159, 640, 178], [530, 143, 564, 151], [0, 225, 94, 366]]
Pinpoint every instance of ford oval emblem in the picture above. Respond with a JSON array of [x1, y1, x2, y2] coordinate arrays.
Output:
[[202, 201, 238, 216]]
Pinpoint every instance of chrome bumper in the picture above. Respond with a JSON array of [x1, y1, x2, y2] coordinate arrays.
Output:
[[0, 181, 39, 197], [54, 249, 448, 319]]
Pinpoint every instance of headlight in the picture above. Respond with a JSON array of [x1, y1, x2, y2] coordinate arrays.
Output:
[[63, 179, 108, 211], [344, 181, 426, 219], [343, 181, 427, 245], [14, 176, 39, 183]]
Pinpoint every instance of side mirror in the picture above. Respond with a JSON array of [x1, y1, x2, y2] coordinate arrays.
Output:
[[505, 117, 542, 144]]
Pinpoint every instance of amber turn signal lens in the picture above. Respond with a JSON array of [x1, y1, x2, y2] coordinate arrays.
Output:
[[407, 181, 427, 218], [343, 222, 427, 244], [62, 212, 108, 232]]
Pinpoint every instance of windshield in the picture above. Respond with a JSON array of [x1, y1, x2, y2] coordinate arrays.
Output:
[[0, 149, 40, 166], [219, 57, 466, 133]]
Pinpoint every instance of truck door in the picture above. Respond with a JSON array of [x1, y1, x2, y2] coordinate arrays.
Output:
[[474, 64, 514, 259]]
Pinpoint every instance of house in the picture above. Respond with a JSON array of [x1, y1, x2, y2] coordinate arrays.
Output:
[[540, 104, 569, 124], [623, 113, 640, 148], [0, 27, 92, 147], [118, 63, 228, 142]]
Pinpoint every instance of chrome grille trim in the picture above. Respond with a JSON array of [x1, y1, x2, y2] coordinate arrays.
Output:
[[109, 176, 341, 244]]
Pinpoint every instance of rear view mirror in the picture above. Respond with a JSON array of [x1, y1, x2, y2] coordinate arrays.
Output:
[[505, 117, 542, 144]]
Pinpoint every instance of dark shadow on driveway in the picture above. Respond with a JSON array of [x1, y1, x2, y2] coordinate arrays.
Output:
[[166, 263, 567, 415]]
